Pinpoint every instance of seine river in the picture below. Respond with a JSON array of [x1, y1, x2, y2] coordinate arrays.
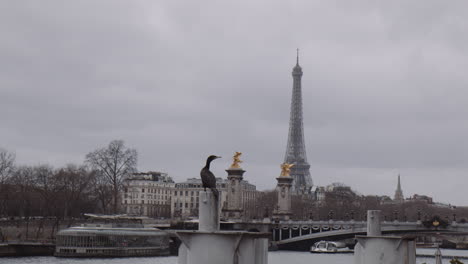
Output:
[[1, 249, 466, 264]]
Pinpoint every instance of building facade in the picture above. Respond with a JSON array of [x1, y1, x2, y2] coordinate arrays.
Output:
[[122, 172, 175, 218], [171, 178, 228, 218], [121, 168, 259, 220], [171, 177, 258, 219]]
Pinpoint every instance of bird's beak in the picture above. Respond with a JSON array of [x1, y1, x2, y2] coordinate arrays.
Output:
[[216, 156, 222, 159]]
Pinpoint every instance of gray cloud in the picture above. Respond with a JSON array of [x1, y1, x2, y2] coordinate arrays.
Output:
[[1, 0, 467, 204]]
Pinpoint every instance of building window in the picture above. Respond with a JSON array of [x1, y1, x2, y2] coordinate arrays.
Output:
[[142, 188, 145, 193], [142, 200, 144, 204]]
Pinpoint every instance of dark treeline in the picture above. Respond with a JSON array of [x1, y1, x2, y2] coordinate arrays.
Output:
[[249, 190, 468, 223], [0, 164, 99, 218], [0, 140, 137, 219]]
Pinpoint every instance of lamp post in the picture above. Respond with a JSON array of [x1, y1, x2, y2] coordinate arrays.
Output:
[[328, 210, 334, 221]]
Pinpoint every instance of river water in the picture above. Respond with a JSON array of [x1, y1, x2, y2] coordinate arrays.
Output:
[[1, 249, 467, 264]]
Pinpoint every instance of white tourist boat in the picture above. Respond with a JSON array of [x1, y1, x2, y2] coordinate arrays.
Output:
[[55, 214, 171, 257], [310, 241, 352, 254]]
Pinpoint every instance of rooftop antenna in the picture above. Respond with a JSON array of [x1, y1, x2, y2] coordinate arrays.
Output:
[[296, 48, 299, 65]]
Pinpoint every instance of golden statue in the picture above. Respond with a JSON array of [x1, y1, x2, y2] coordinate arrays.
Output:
[[280, 163, 294, 177], [230, 152, 242, 169]]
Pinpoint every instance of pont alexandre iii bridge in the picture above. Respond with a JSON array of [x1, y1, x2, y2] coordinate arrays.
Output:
[[225, 219, 468, 251]]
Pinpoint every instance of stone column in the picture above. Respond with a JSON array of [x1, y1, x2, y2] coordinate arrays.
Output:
[[273, 174, 293, 221], [199, 192, 219, 231], [223, 168, 245, 220], [177, 188, 269, 264], [367, 210, 382, 236], [354, 210, 416, 264]]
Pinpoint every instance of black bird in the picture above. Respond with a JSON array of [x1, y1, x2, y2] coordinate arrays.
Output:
[[200, 155, 221, 200]]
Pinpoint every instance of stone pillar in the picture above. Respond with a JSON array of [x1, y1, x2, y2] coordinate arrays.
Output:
[[354, 210, 416, 264], [223, 168, 245, 220], [273, 174, 293, 221], [177, 186, 269, 264], [199, 192, 219, 231], [435, 247, 442, 264], [367, 210, 382, 236]]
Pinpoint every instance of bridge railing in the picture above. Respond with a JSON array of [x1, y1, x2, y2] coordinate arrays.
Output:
[[271, 220, 468, 242]]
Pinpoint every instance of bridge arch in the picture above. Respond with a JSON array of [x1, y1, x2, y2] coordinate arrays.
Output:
[[271, 221, 465, 251]]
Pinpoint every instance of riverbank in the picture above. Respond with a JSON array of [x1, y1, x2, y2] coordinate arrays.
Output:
[[0, 242, 55, 257], [0, 251, 454, 264]]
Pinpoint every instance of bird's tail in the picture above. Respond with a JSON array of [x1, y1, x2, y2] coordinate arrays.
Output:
[[210, 187, 219, 201]]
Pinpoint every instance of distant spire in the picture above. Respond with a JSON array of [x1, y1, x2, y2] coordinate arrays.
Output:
[[292, 49, 302, 73], [394, 174, 404, 202], [296, 48, 299, 65]]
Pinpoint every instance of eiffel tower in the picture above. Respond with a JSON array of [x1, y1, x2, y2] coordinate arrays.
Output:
[[283, 50, 313, 194]]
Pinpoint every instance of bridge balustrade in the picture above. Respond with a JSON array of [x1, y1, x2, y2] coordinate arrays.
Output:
[[271, 220, 468, 247], [272, 221, 368, 241], [270, 220, 449, 242]]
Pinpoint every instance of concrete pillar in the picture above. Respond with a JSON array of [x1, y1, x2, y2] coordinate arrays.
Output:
[[354, 210, 415, 264], [177, 183, 268, 264], [435, 247, 442, 264], [177, 231, 269, 264], [254, 238, 268, 263], [199, 191, 219, 232], [367, 210, 382, 236]]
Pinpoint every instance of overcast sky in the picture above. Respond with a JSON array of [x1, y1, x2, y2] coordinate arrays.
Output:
[[1, 1, 468, 205]]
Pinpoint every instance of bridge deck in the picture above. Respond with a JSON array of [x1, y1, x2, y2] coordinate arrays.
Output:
[[271, 221, 468, 246]]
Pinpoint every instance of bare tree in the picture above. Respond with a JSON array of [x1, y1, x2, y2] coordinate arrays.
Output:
[[32, 165, 65, 217], [89, 169, 114, 214], [0, 148, 15, 216], [85, 140, 137, 214], [55, 164, 97, 218], [9, 166, 37, 217], [0, 148, 15, 184]]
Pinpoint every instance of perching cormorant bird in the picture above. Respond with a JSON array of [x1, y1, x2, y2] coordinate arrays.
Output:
[[200, 155, 221, 200]]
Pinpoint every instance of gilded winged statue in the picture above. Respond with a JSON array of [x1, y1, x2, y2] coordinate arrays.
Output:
[[230, 152, 242, 169], [280, 163, 294, 177]]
